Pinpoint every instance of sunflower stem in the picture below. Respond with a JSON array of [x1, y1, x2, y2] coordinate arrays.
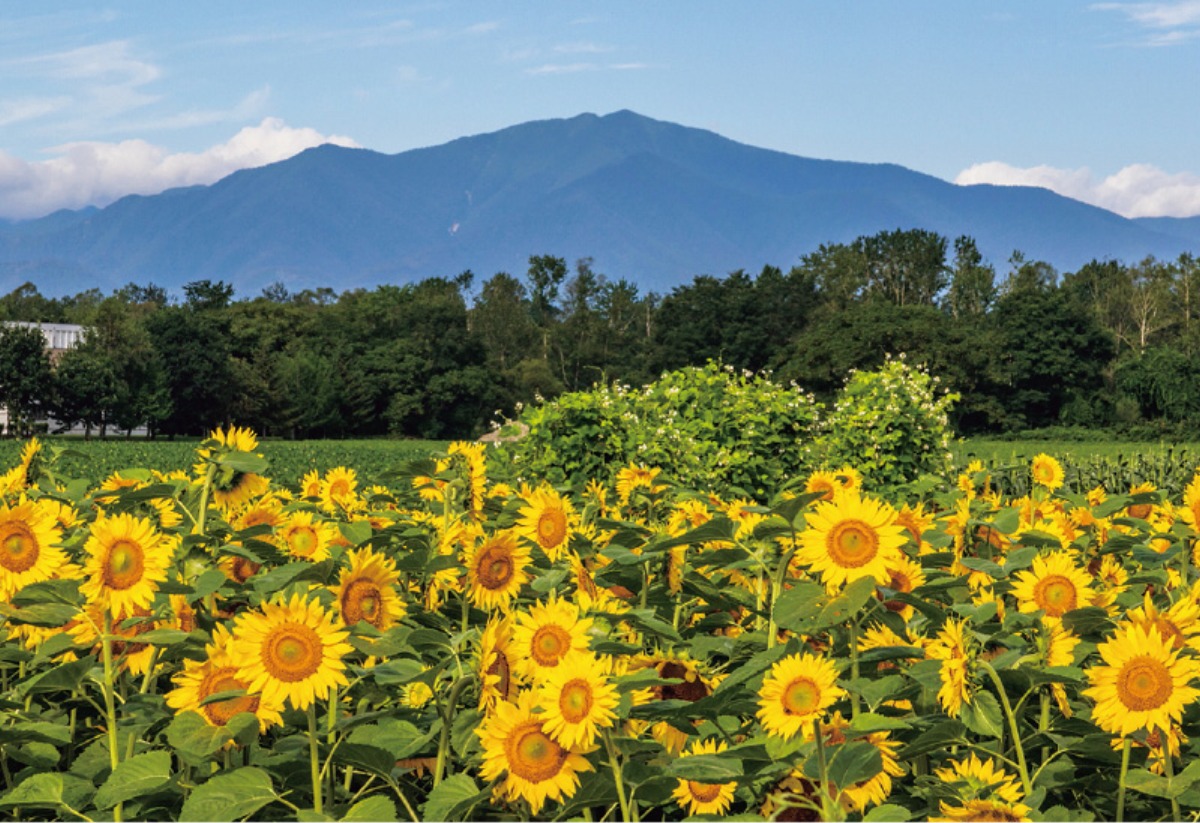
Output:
[[101, 611, 124, 823], [1117, 736, 1131, 822], [602, 729, 633, 823], [196, 462, 217, 536], [1163, 734, 1181, 822], [1038, 690, 1051, 766], [812, 717, 840, 820], [328, 685, 339, 806], [767, 545, 797, 650], [979, 660, 1033, 799], [849, 617, 860, 719], [307, 702, 323, 814]]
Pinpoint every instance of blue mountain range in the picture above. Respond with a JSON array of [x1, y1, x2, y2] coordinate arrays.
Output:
[[0, 110, 1196, 298]]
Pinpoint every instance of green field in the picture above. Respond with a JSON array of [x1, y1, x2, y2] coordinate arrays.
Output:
[[0, 437, 449, 488]]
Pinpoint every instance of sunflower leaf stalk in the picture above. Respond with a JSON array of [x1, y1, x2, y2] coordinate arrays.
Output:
[[979, 660, 1033, 798], [101, 611, 124, 823]]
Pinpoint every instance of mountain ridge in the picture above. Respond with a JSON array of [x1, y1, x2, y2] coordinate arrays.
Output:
[[0, 110, 1196, 297]]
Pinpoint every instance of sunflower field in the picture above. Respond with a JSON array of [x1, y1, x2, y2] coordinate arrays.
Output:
[[3, 432, 1200, 822]]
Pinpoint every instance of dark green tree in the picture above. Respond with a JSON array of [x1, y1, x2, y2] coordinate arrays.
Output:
[[0, 324, 55, 435]]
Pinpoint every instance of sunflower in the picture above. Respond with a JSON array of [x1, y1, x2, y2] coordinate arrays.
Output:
[[465, 529, 530, 611], [614, 463, 664, 504], [277, 511, 334, 563], [320, 466, 359, 513], [537, 653, 618, 749], [671, 738, 738, 816], [878, 553, 926, 620], [931, 753, 1031, 822], [233, 495, 284, 532], [1126, 592, 1200, 652], [196, 426, 271, 513], [1126, 480, 1158, 520], [756, 652, 845, 740], [1011, 551, 1093, 623], [448, 441, 487, 520], [511, 596, 594, 681], [0, 496, 66, 599], [300, 470, 322, 499], [1041, 621, 1081, 716], [796, 491, 906, 591], [812, 712, 905, 813], [476, 689, 594, 816], [331, 548, 406, 630], [516, 487, 576, 562], [925, 618, 974, 717], [1083, 621, 1200, 737], [401, 679, 435, 709], [1029, 453, 1064, 492], [1182, 472, 1200, 529], [69, 603, 158, 676], [165, 624, 284, 732], [232, 593, 353, 711], [478, 615, 518, 711], [80, 512, 172, 614], [803, 469, 843, 502]]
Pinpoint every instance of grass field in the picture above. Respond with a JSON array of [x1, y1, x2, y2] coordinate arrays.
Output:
[[0, 436, 448, 488]]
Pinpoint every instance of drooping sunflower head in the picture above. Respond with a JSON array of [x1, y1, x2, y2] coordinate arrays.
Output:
[[932, 753, 1030, 823], [925, 618, 976, 718], [1126, 481, 1159, 520], [511, 596, 594, 681], [803, 469, 842, 502], [465, 529, 530, 611], [614, 463, 664, 505], [516, 486, 577, 561], [536, 653, 619, 750], [1083, 620, 1200, 737], [1030, 453, 1064, 492], [300, 470, 322, 500], [796, 491, 906, 591], [878, 553, 926, 619], [476, 689, 594, 817], [231, 593, 353, 711], [193, 426, 270, 513], [448, 441, 487, 519], [331, 547, 405, 630], [670, 738, 738, 817], [756, 651, 845, 740], [80, 512, 172, 615], [477, 614, 518, 712], [0, 496, 66, 599], [1011, 550, 1093, 621]]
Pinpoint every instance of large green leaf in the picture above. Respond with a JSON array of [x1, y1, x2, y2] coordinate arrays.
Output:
[[178, 767, 277, 822], [0, 772, 95, 810], [341, 795, 398, 822], [421, 774, 483, 822], [93, 750, 172, 809]]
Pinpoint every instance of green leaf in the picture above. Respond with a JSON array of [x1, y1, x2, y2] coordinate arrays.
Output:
[[990, 508, 1021, 534], [166, 710, 259, 762], [342, 795, 398, 822], [421, 774, 482, 822], [216, 450, 267, 475], [178, 767, 276, 822], [847, 713, 911, 734], [333, 743, 396, 779], [0, 772, 95, 810], [864, 803, 912, 821], [18, 656, 94, 695], [818, 576, 878, 624], [664, 753, 742, 782], [959, 690, 1004, 739], [93, 750, 172, 809], [338, 519, 373, 548], [804, 740, 881, 789]]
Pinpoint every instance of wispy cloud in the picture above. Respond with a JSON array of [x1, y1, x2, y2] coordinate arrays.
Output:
[[1092, 1, 1200, 44], [553, 41, 613, 54], [526, 61, 651, 75], [0, 96, 71, 127], [0, 118, 359, 220], [955, 160, 1200, 218]]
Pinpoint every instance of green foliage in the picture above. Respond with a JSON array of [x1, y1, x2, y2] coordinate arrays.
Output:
[[502, 362, 822, 496], [814, 355, 957, 487]]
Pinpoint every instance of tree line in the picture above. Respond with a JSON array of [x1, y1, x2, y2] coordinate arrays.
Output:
[[0, 228, 1195, 439]]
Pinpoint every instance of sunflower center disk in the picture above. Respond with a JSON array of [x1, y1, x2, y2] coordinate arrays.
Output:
[[289, 528, 318, 557], [531, 625, 571, 667], [1154, 618, 1185, 650], [1118, 656, 1174, 712], [507, 722, 568, 783], [202, 670, 258, 726], [781, 677, 820, 716], [537, 511, 568, 549], [0, 527, 37, 572], [558, 679, 594, 723], [104, 540, 146, 589], [342, 580, 383, 626], [826, 520, 879, 568], [264, 624, 323, 682], [477, 544, 514, 589], [687, 781, 724, 803], [1033, 575, 1076, 616]]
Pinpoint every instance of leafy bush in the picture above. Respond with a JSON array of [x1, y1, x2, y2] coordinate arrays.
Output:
[[500, 362, 822, 496], [813, 354, 957, 487]]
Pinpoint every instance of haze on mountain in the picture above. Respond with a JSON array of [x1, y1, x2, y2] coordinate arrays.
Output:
[[0, 110, 1196, 298]]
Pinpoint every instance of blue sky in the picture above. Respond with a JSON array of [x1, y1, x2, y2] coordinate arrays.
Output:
[[2, 1, 1199, 220]]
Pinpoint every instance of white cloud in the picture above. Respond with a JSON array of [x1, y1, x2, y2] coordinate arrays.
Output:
[[955, 161, 1200, 218], [0, 117, 359, 220], [1093, 1, 1200, 44]]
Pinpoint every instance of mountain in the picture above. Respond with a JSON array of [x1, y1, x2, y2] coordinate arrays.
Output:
[[0, 110, 1195, 297]]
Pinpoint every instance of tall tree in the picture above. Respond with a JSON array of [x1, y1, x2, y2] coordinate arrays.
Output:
[[0, 324, 55, 435]]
